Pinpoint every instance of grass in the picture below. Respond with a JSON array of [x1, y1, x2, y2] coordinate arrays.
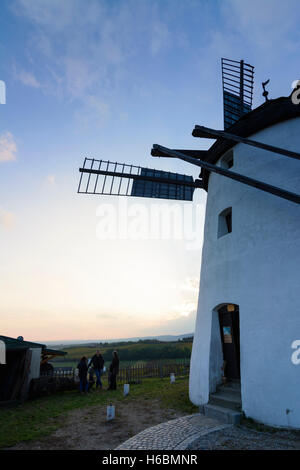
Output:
[[0, 376, 198, 448]]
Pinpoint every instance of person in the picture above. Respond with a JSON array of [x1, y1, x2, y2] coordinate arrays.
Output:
[[88, 350, 104, 390], [77, 356, 88, 394], [88, 366, 95, 391], [108, 351, 119, 390], [40, 359, 54, 376]]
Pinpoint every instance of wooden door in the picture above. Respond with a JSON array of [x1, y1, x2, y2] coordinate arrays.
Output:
[[218, 305, 240, 380]]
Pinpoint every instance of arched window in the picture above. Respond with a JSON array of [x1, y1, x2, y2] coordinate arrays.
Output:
[[218, 207, 232, 238], [220, 150, 234, 169]]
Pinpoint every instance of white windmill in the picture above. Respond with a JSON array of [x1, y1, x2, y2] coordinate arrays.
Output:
[[78, 58, 300, 428]]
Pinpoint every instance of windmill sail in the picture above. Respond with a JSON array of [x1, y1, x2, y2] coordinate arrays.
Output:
[[78, 158, 201, 201], [222, 58, 254, 129]]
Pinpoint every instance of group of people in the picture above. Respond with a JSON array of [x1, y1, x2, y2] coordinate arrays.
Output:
[[77, 350, 119, 394]]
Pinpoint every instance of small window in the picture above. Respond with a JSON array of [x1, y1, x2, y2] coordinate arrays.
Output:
[[218, 207, 232, 238], [220, 150, 234, 169]]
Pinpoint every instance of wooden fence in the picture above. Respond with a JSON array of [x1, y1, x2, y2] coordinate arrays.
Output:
[[31, 360, 190, 398], [115, 361, 190, 383], [52, 366, 74, 377], [51, 360, 190, 382]]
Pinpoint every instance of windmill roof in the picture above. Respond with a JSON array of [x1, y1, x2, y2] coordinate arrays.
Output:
[[197, 94, 300, 190]]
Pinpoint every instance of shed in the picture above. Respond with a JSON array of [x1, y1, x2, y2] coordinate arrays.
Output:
[[0, 336, 66, 402], [0, 335, 45, 402], [40, 347, 67, 376]]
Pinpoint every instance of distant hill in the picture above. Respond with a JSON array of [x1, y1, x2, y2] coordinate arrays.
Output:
[[49, 336, 194, 365], [45, 333, 194, 349]]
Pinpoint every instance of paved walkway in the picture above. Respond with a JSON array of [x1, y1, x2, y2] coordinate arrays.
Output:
[[116, 413, 232, 450]]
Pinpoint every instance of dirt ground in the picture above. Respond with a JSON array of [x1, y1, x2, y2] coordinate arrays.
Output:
[[8, 399, 187, 450]]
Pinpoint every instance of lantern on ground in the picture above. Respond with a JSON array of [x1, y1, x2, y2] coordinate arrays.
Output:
[[106, 403, 115, 421]]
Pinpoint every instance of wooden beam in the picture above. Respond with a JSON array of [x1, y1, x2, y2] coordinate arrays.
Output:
[[152, 145, 300, 205], [192, 125, 300, 162], [79, 167, 203, 188], [151, 148, 208, 159], [41, 355, 58, 365]]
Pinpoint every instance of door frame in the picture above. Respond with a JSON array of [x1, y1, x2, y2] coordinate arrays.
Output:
[[218, 304, 240, 381]]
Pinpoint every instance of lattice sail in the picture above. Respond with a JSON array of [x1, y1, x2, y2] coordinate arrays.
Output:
[[222, 58, 254, 129], [78, 158, 201, 201]]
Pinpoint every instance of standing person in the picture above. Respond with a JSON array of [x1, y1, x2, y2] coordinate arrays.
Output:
[[89, 350, 104, 390], [77, 356, 88, 394], [88, 365, 95, 391], [108, 351, 119, 390]]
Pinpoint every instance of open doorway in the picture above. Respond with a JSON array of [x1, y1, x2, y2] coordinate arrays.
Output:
[[218, 304, 240, 380]]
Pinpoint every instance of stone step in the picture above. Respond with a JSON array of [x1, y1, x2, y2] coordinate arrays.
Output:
[[204, 403, 242, 425], [217, 385, 241, 397], [209, 391, 242, 411], [222, 380, 241, 390]]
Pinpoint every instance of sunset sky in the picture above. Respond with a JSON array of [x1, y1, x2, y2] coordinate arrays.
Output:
[[1, 0, 299, 342]]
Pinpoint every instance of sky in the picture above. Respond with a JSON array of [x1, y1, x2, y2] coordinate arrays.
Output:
[[0, 0, 299, 342]]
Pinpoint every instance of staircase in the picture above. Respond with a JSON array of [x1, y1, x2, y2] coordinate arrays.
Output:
[[203, 380, 242, 424]]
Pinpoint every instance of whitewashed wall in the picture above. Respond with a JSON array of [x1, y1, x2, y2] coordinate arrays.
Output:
[[189, 116, 300, 428], [28, 348, 42, 381]]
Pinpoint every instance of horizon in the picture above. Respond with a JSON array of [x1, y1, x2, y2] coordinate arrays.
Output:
[[1, 0, 299, 341], [43, 332, 194, 347], [1, 329, 194, 345]]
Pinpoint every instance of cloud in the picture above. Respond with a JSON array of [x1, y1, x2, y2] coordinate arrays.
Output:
[[141, 308, 197, 336], [150, 22, 171, 56], [220, 0, 300, 53], [180, 277, 199, 293], [0, 208, 15, 229], [0, 132, 17, 162], [11, 0, 185, 126], [74, 95, 110, 128], [168, 277, 199, 319], [12, 0, 83, 32], [46, 174, 55, 185], [172, 301, 197, 318], [224, 0, 298, 35], [14, 69, 41, 88]]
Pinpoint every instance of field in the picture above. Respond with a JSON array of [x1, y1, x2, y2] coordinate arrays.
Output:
[[51, 339, 193, 369], [0, 376, 197, 449]]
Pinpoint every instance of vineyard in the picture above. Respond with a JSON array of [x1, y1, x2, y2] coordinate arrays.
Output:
[[27, 340, 194, 399], [50, 339, 193, 369]]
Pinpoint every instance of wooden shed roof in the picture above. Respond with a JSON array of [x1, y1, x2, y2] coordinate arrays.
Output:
[[43, 348, 67, 356], [0, 336, 68, 357], [0, 335, 45, 351]]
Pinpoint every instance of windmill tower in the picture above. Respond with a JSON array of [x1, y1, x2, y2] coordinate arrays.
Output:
[[78, 59, 300, 428]]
